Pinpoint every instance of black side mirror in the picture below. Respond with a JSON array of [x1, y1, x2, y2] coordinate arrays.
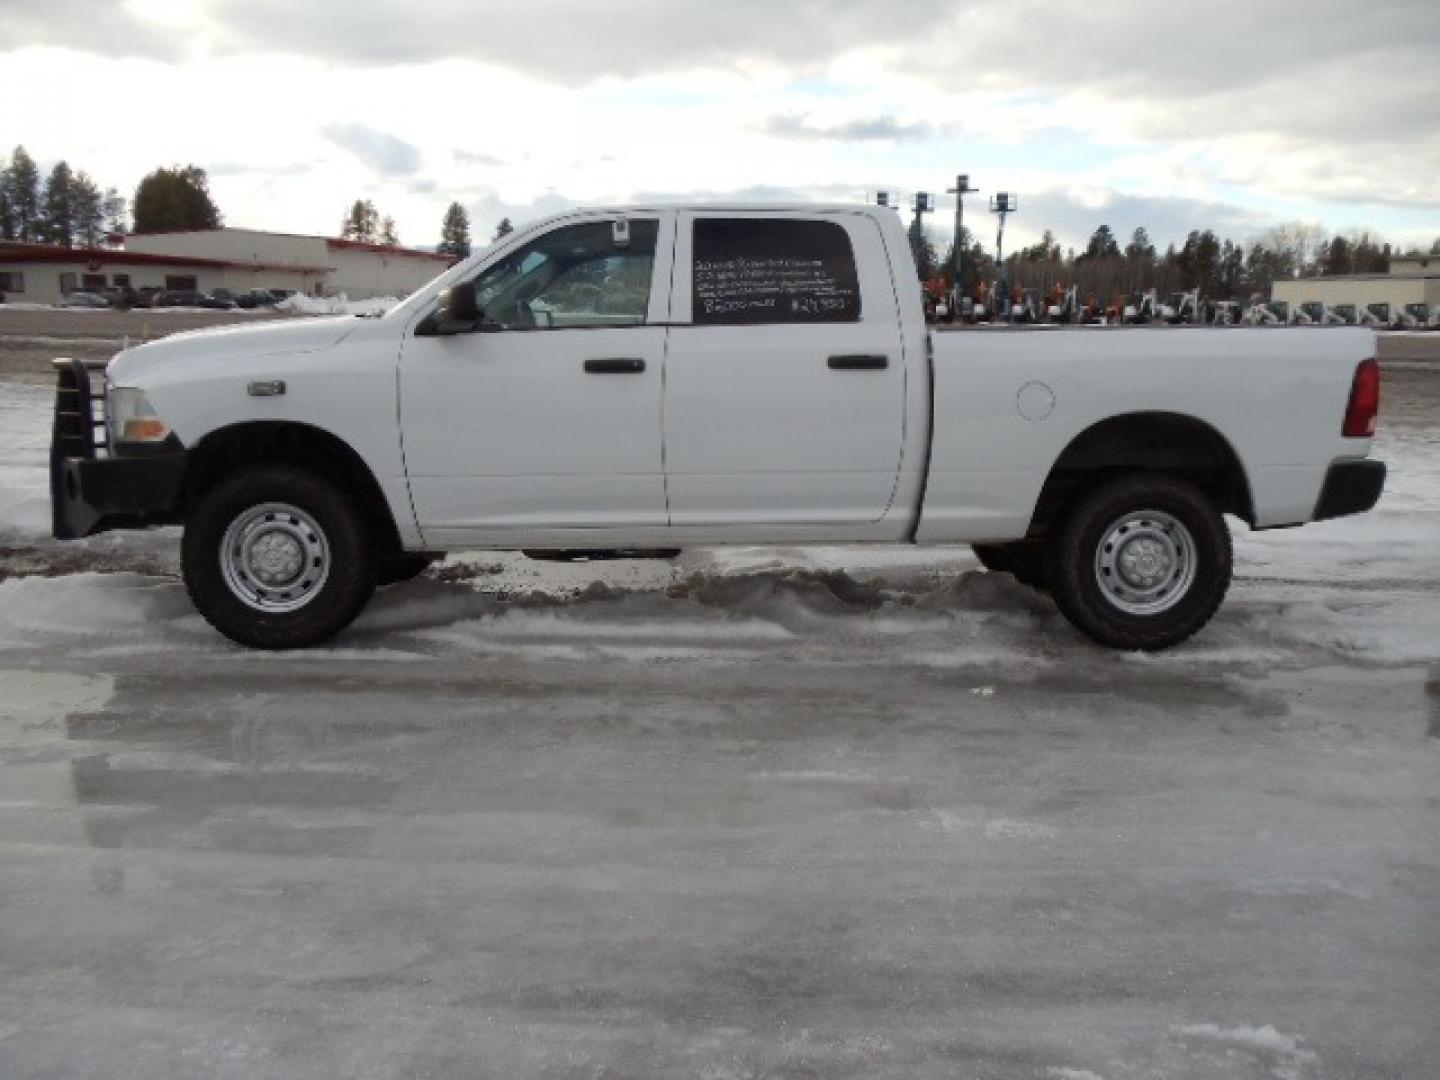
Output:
[[417, 285, 481, 336]]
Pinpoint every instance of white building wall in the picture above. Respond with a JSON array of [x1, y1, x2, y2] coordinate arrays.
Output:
[[127, 229, 330, 270], [0, 261, 225, 305], [324, 245, 450, 299], [126, 229, 451, 298], [1272, 276, 1432, 312]]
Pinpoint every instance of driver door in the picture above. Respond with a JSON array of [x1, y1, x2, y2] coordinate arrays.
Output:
[[399, 213, 673, 545]]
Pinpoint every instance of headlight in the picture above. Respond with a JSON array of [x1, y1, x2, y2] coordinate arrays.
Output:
[[107, 387, 172, 449]]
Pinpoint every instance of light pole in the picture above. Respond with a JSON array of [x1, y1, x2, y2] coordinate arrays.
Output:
[[910, 191, 935, 274], [989, 191, 1017, 319], [946, 174, 978, 311]]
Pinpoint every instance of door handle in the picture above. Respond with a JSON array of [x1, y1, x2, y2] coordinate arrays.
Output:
[[584, 357, 646, 374], [828, 354, 889, 370]]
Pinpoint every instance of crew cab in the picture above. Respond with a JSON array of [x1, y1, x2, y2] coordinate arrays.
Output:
[[49, 204, 1385, 650]]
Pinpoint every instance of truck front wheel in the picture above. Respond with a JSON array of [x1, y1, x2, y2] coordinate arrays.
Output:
[[1048, 475, 1231, 651], [182, 466, 378, 649]]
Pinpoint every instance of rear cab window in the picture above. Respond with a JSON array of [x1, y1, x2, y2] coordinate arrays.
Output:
[[673, 212, 897, 329], [691, 218, 861, 325]]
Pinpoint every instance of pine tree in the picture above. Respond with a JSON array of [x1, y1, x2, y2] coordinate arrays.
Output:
[[1124, 227, 1155, 261], [380, 215, 399, 246], [1078, 225, 1120, 261], [492, 217, 513, 241], [3, 146, 42, 241], [341, 199, 379, 242], [102, 187, 127, 235], [1322, 235, 1352, 276], [43, 161, 76, 245], [438, 201, 471, 258], [72, 171, 105, 247], [0, 164, 12, 241], [132, 166, 221, 233]]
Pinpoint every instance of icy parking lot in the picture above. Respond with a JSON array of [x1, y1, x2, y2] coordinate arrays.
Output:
[[1, 360, 1438, 1079]]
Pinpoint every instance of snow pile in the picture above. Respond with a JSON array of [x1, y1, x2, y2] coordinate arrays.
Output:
[[1175, 1023, 1319, 1079], [275, 293, 400, 317]]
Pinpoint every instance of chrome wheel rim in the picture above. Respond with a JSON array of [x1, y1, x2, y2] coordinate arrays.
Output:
[[1093, 509, 1196, 615], [219, 502, 330, 613]]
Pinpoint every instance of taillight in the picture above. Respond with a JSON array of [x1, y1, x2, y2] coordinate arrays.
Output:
[[1342, 358, 1380, 438]]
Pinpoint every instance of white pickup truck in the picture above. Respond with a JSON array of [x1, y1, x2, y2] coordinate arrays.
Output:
[[50, 205, 1385, 651]]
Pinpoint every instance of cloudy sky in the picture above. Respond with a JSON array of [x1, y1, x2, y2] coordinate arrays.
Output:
[[2, 0, 1437, 253]]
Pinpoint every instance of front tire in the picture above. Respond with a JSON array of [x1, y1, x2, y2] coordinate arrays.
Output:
[[182, 467, 377, 649], [1047, 474, 1231, 651]]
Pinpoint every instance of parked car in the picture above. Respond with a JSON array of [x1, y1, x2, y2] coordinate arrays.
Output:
[[202, 289, 239, 310], [62, 291, 109, 309], [236, 288, 280, 309], [149, 290, 207, 308], [49, 204, 1386, 651], [97, 285, 142, 308]]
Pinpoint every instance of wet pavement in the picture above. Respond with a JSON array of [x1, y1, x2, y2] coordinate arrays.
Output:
[[1, 640, 1437, 1080]]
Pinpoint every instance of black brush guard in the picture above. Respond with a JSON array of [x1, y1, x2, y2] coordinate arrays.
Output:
[[50, 358, 187, 539]]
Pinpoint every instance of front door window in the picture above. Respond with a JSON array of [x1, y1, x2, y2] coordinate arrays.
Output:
[[469, 219, 657, 330]]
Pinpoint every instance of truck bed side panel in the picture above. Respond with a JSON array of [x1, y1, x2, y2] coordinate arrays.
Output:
[[917, 326, 1376, 542]]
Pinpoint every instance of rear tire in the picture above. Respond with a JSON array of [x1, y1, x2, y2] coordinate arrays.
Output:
[[182, 466, 377, 649], [1047, 474, 1231, 651]]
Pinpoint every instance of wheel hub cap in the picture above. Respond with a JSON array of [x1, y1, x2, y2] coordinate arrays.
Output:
[[1094, 510, 1196, 616], [249, 530, 305, 585], [219, 503, 331, 613]]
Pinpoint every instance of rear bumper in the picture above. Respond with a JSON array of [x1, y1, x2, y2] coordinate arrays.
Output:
[[1313, 459, 1385, 522], [49, 358, 187, 540]]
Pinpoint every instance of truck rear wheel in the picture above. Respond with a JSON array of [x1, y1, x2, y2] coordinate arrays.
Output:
[[182, 466, 377, 649], [1048, 474, 1231, 651]]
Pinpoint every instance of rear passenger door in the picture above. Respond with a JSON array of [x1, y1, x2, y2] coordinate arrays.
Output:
[[663, 212, 907, 529]]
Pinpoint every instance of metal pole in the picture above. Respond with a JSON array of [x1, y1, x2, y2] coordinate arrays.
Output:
[[996, 214, 1007, 318], [989, 192, 1017, 320], [946, 175, 977, 312]]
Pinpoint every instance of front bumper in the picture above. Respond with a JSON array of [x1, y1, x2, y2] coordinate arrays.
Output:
[[49, 359, 186, 540], [1313, 459, 1386, 522]]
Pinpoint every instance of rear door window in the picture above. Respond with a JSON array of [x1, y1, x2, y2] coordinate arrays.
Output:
[[691, 218, 861, 325]]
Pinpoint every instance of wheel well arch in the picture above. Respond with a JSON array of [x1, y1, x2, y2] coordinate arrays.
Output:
[[1027, 411, 1254, 537], [181, 421, 402, 553]]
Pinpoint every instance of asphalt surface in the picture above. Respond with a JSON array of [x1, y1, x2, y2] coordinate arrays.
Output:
[[0, 318, 1437, 1079]]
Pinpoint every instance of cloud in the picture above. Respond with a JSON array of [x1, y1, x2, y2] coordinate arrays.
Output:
[[201, 0, 937, 81], [0, 0, 178, 59], [2, 1, 1434, 249], [320, 123, 421, 176], [763, 114, 936, 143], [453, 149, 505, 166], [207, 161, 313, 177]]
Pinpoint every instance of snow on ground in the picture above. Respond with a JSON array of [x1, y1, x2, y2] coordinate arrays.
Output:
[[275, 293, 400, 316], [2, 374, 1437, 666]]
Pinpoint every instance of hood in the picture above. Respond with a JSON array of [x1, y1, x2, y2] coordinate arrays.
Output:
[[107, 316, 360, 385]]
